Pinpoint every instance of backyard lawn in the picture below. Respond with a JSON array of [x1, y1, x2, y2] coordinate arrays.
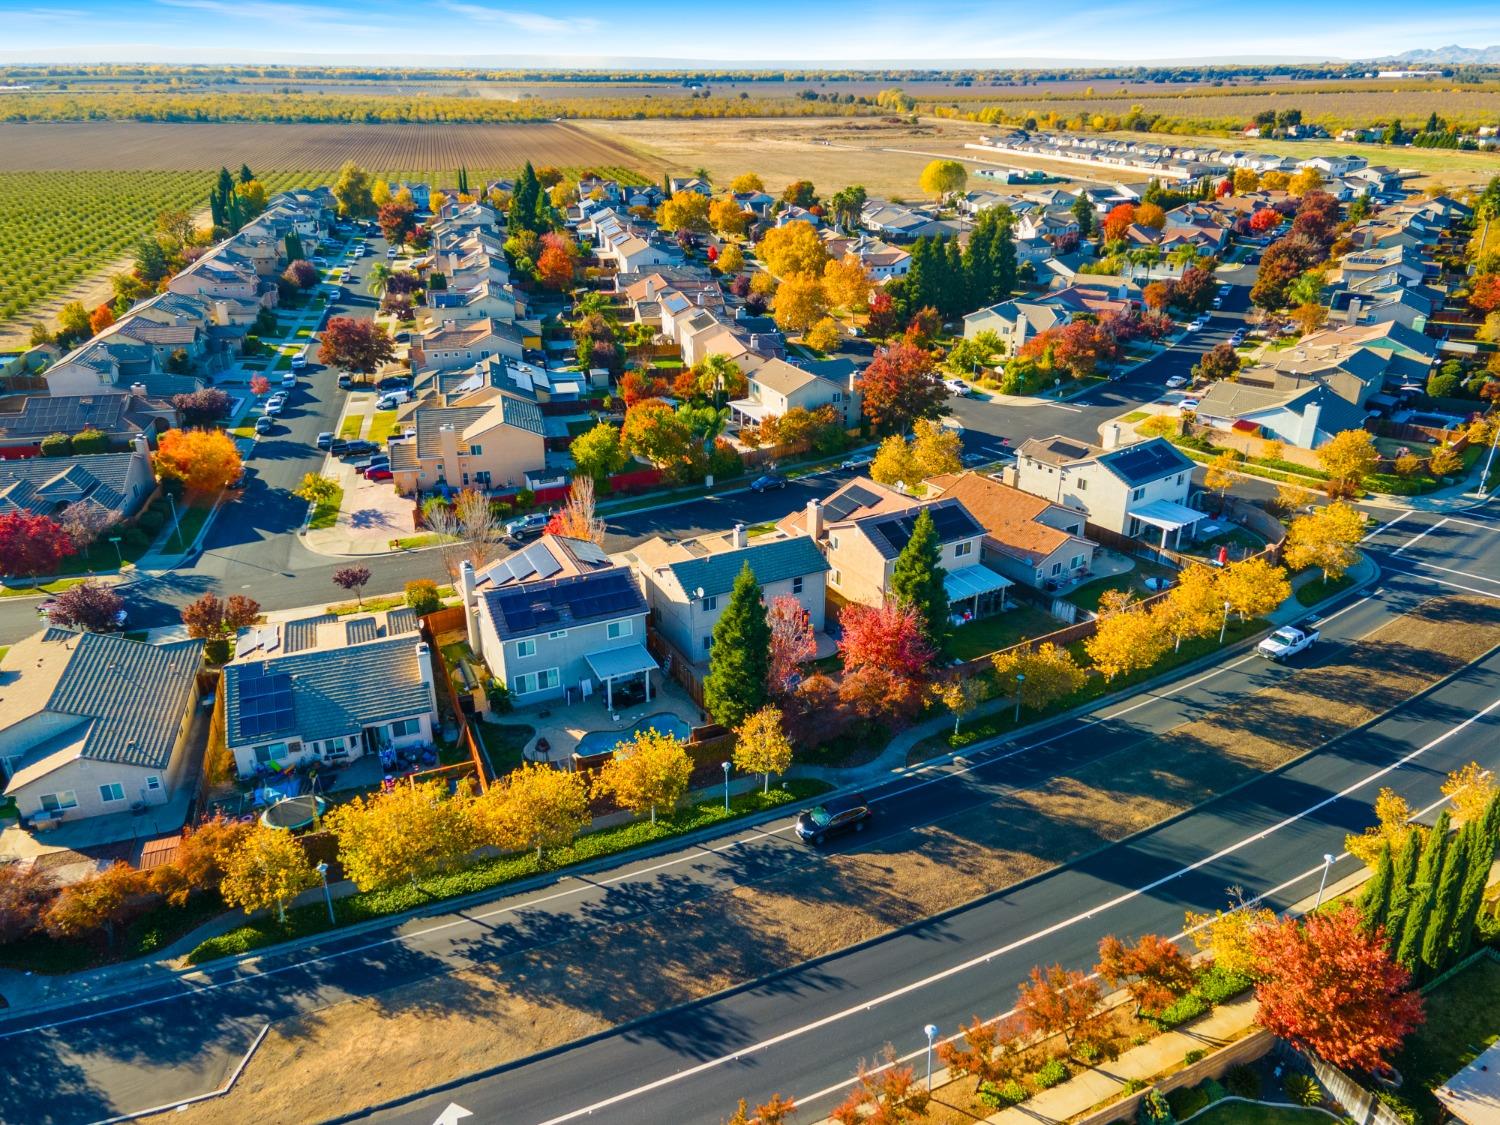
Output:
[[1390, 952, 1500, 1124], [948, 604, 1066, 661], [475, 722, 534, 776], [1068, 558, 1178, 614], [1190, 1104, 1330, 1125]]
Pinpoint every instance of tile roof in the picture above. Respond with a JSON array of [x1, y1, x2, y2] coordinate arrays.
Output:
[[223, 635, 432, 747], [925, 472, 1090, 567], [667, 536, 829, 600]]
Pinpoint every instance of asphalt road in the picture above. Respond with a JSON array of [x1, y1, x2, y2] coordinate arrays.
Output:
[[1, 504, 1493, 1124]]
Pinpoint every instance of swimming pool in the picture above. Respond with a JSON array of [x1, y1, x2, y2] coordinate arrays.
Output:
[[575, 713, 692, 757]]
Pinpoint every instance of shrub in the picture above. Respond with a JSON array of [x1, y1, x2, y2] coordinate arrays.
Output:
[[1373, 1090, 1419, 1125], [1122, 1078, 1147, 1095], [1183, 1048, 1206, 1065], [1194, 966, 1254, 1005], [1075, 1041, 1101, 1063], [485, 678, 512, 714], [1167, 1083, 1210, 1120], [514, 488, 536, 510], [1283, 1073, 1321, 1107], [403, 579, 441, 616], [204, 637, 231, 666], [136, 506, 167, 534], [1201, 1079, 1228, 1104], [121, 527, 150, 553], [1224, 1066, 1261, 1100], [71, 428, 109, 455], [1034, 1058, 1069, 1089], [1141, 1088, 1174, 1124], [978, 1080, 1028, 1108], [1148, 993, 1207, 1029], [39, 432, 71, 457]]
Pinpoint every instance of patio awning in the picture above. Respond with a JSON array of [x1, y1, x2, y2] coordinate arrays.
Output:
[[727, 398, 772, 422], [1131, 499, 1207, 533], [585, 644, 660, 682], [943, 565, 1013, 601]]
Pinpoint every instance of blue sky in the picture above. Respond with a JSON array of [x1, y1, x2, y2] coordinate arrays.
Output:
[[2, 0, 1499, 64]]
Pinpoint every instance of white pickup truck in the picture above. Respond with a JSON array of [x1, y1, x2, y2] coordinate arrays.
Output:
[[1257, 626, 1319, 660]]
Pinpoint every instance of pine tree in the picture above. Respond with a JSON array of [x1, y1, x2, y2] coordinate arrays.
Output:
[[1452, 806, 1499, 961], [703, 563, 771, 730], [511, 162, 543, 236], [1395, 879, 1433, 971], [942, 238, 965, 318], [1071, 195, 1096, 239], [889, 507, 950, 650], [1359, 843, 1394, 937], [905, 237, 935, 312], [285, 231, 304, 263], [239, 163, 254, 185], [1483, 791, 1500, 856], [1417, 810, 1451, 886], [1420, 830, 1468, 977], [1386, 827, 1422, 948]]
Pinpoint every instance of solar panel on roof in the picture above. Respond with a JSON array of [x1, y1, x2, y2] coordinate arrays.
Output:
[[844, 484, 879, 508], [570, 540, 609, 566], [236, 663, 294, 739]]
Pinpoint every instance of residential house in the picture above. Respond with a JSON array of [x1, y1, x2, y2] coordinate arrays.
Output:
[[1193, 377, 1369, 450], [463, 535, 655, 710], [962, 298, 1070, 348], [668, 177, 713, 197], [0, 435, 156, 521], [1013, 432, 1202, 545], [0, 629, 203, 826], [388, 394, 546, 495], [625, 527, 829, 662], [730, 356, 860, 429], [925, 472, 1098, 591], [0, 392, 176, 457], [860, 201, 932, 240], [411, 317, 531, 373], [223, 629, 437, 777]]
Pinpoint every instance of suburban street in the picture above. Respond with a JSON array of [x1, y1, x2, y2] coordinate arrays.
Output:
[[1, 501, 1494, 1124]]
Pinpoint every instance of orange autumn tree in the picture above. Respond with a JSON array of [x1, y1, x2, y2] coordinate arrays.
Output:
[[154, 428, 242, 494]]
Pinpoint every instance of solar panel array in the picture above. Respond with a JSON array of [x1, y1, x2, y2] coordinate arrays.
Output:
[[485, 542, 563, 586], [1103, 440, 1184, 485], [824, 484, 880, 522], [870, 501, 980, 556], [236, 662, 295, 740], [491, 571, 641, 637]]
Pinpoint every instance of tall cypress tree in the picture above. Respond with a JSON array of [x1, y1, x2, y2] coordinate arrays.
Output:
[[889, 508, 950, 650], [905, 237, 934, 312], [285, 231, 304, 263], [1395, 879, 1434, 971], [941, 238, 965, 319], [703, 563, 771, 730], [511, 162, 542, 236], [238, 163, 255, 185], [1421, 827, 1468, 977], [961, 219, 995, 309], [1387, 827, 1423, 947], [1451, 818, 1494, 961], [1359, 842, 1394, 937], [1482, 791, 1500, 857], [1417, 810, 1451, 886], [1071, 195, 1096, 240]]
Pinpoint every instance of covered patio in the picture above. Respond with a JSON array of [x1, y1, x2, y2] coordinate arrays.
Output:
[[1130, 499, 1208, 552], [944, 565, 1013, 627], [727, 398, 773, 428], [584, 643, 660, 712]]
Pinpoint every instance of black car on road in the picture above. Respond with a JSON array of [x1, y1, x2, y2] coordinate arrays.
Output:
[[795, 792, 872, 845], [751, 473, 788, 492]]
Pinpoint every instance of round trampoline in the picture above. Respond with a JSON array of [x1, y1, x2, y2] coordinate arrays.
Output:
[[260, 795, 326, 830]]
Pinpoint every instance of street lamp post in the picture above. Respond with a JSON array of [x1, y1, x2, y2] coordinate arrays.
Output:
[[1314, 853, 1336, 911], [1479, 419, 1500, 498], [1014, 673, 1026, 722], [721, 760, 731, 812], [166, 491, 184, 550], [1219, 599, 1232, 644], [315, 861, 335, 926], [924, 1023, 940, 1091]]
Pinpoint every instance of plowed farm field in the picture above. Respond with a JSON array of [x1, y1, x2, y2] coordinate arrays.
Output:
[[0, 121, 652, 175]]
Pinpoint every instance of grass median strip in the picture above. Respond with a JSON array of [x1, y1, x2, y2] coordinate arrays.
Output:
[[306, 482, 342, 531], [170, 596, 1500, 1124]]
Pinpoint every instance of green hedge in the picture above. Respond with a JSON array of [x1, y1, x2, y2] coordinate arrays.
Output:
[[187, 779, 830, 965]]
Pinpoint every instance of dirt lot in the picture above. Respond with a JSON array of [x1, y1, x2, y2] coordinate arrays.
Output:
[[160, 596, 1500, 1124], [580, 116, 1104, 198]]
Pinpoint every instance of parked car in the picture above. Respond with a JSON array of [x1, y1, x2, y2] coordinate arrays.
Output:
[[795, 792, 872, 845], [351, 454, 389, 473], [316, 432, 334, 450], [254, 415, 275, 435], [291, 348, 308, 371], [750, 473, 788, 492], [1258, 626, 1319, 661], [329, 438, 350, 456], [504, 513, 551, 540], [340, 439, 377, 458], [943, 379, 973, 396], [376, 375, 411, 392], [1179, 398, 1201, 412], [1230, 329, 1247, 345], [1189, 316, 1209, 331], [394, 331, 411, 343], [377, 390, 412, 410], [337, 373, 355, 389], [280, 373, 297, 389], [363, 466, 394, 482], [840, 453, 872, 470], [1165, 375, 1188, 389], [386, 247, 399, 258]]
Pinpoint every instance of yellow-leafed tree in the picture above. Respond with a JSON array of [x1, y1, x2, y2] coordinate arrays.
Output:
[[656, 191, 711, 233], [220, 825, 320, 923], [1345, 787, 1426, 867], [1316, 429, 1379, 495], [734, 705, 795, 793], [1085, 606, 1168, 682], [1184, 895, 1278, 977], [1284, 501, 1365, 582], [1152, 563, 1223, 651], [823, 255, 873, 313], [708, 198, 748, 237], [1217, 557, 1291, 622], [327, 779, 478, 891], [772, 273, 830, 333], [593, 727, 693, 825], [1441, 762, 1497, 826], [803, 317, 843, 354], [758, 220, 830, 278], [154, 428, 242, 494], [992, 642, 1088, 710], [474, 762, 591, 860]]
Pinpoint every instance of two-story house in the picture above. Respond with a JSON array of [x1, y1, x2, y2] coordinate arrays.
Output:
[[411, 318, 530, 373], [387, 395, 546, 495], [1013, 433, 1202, 546], [463, 536, 656, 710], [962, 299, 1070, 349], [625, 527, 830, 664], [729, 357, 860, 430]]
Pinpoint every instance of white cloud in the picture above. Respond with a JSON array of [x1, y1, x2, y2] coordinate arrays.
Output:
[[438, 2, 598, 35]]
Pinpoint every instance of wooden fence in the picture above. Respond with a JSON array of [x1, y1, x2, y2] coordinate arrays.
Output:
[[1302, 1053, 1408, 1125], [419, 608, 489, 792], [646, 626, 705, 708]]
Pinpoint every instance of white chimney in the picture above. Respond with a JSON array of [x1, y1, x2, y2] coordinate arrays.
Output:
[[731, 523, 747, 549], [806, 499, 824, 541], [1102, 422, 1123, 450], [130, 382, 148, 397], [132, 433, 150, 458], [415, 641, 438, 716]]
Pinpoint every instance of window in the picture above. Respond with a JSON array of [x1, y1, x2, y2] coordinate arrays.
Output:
[[514, 669, 560, 695], [1077, 478, 1087, 491], [254, 743, 288, 765], [548, 630, 568, 639], [389, 718, 421, 738], [1132, 487, 1145, 501], [145, 775, 162, 791], [701, 595, 717, 612], [954, 541, 973, 558], [475, 470, 491, 486], [40, 791, 77, 812], [1177, 473, 1185, 485], [792, 576, 804, 594], [516, 638, 537, 659], [99, 783, 126, 803], [1070, 554, 1086, 570], [830, 535, 840, 550], [469, 445, 483, 456], [607, 619, 632, 640], [702, 635, 712, 652], [830, 568, 842, 587], [1051, 562, 1062, 576]]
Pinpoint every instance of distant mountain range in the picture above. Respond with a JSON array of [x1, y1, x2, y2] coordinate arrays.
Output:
[[1387, 45, 1500, 64]]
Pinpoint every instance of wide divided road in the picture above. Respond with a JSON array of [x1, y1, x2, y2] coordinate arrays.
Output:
[[0, 503, 1495, 1124]]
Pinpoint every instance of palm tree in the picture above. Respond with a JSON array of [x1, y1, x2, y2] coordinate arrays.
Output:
[[367, 262, 391, 298]]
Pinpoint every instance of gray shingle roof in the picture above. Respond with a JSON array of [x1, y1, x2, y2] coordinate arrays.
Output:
[[223, 635, 432, 747], [0, 393, 163, 442], [0, 451, 141, 517], [282, 614, 335, 655], [668, 537, 828, 600], [33, 628, 202, 769]]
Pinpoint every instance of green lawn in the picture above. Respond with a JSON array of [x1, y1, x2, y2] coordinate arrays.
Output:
[[475, 722, 534, 776], [1390, 953, 1500, 1124], [1067, 559, 1178, 614], [1296, 572, 1357, 606], [338, 413, 365, 440], [1190, 1105, 1331, 1125], [229, 424, 257, 441], [0, 575, 95, 598], [306, 483, 343, 531], [366, 410, 400, 445], [948, 604, 1067, 662], [158, 501, 213, 555]]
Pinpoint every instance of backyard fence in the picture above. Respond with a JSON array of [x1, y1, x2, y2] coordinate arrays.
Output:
[[646, 626, 705, 708], [1299, 1052, 1408, 1125], [1070, 1030, 1277, 1125], [419, 608, 490, 792]]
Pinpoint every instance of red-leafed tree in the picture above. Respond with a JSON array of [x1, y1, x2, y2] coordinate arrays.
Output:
[[1015, 963, 1105, 1055], [281, 259, 319, 290], [377, 200, 417, 246], [619, 370, 670, 408], [837, 601, 935, 725], [1143, 280, 1174, 312], [1469, 273, 1500, 313], [1052, 320, 1120, 377], [1102, 202, 1137, 242], [181, 592, 262, 640], [171, 388, 233, 426], [866, 289, 899, 338], [0, 862, 55, 944], [318, 316, 394, 374], [1172, 265, 1218, 314], [250, 374, 271, 397], [767, 594, 817, 699], [45, 580, 124, 632], [0, 511, 76, 578], [1251, 901, 1423, 1072], [830, 1046, 930, 1125], [1096, 933, 1197, 1016], [1291, 191, 1339, 252], [854, 341, 946, 435], [332, 565, 372, 607], [1249, 207, 1282, 234], [537, 231, 578, 292], [89, 303, 116, 334], [938, 1013, 1028, 1091]]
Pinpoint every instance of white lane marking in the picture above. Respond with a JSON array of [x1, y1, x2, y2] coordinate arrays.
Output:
[[1392, 517, 1450, 555], [531, 694, 1500, 1125], [1446, 518, 1498, 531], [1403, 560, 1500, 586], [1381, 565, 1500, 600], [1361, 510, 1410, 542], [1044, 402, 1084, 412]]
